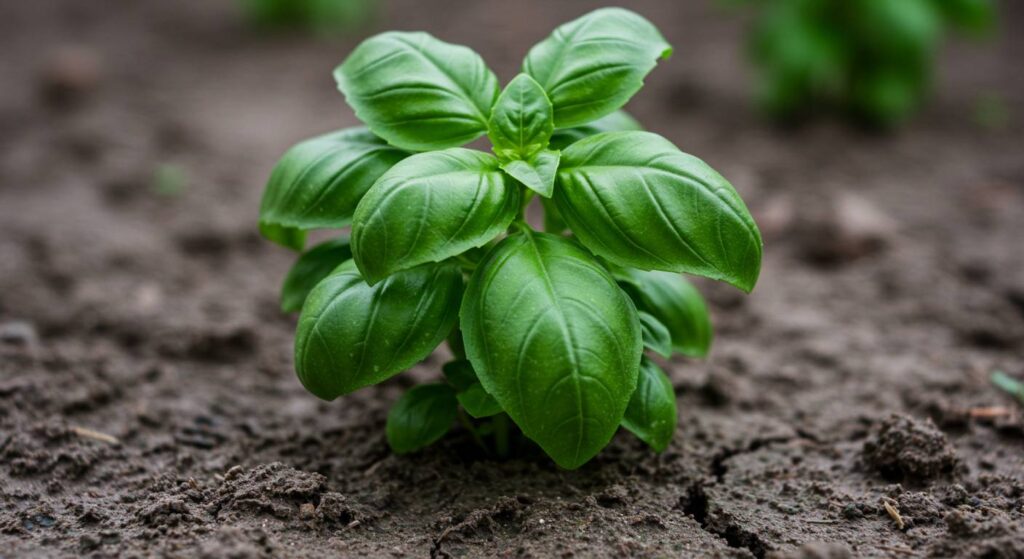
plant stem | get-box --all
[493,413,511,458]
[991,370,1024,405]
[458,408,489,454]
[453,252,477,272]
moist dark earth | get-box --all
[2,1,1023,557]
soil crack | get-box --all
[680,435,804,558]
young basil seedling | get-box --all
[258,7,763,469]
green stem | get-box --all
[493,413,511,458]
[991,370,1024,404]
[453,252,478,272]
[458,408,489,454]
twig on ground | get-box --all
[70,426,120,445]
[882,499,905,530]
[969,406,1014,419]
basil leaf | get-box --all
[441,359,477,391]
[335,32,499,151]
[294,261,462,400]
[549,110,643,151]
[460,231,642,469]
[638,311,672,359]
[280,236,352,313]
[259,222,307,252]
[457,383,503,419]
[555,131,763,293]
[500,149,560,198]
[442,359,502,417]
[259,128,408,239]
[386,384,457,453]
[936,0,995,34]
[540,197,567,234]
[616,269,713,358]
[487,73,554,161]
[352,148,520,284]
[523,8,672,128]
[621,357,677,452]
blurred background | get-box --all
[2,1,1023,557]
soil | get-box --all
[2,1,1023,557]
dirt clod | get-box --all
[862,414,960,483]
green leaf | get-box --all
[460,230,642,469]
[638,311,672,358]
[621,357,677,452]
[851,0,941,60]
[936,0,995,35]
[442,359,503,418]
[488,74,554,161]
[523,8,672,128]
[351,148,520,284]
[554,131,763,293]
[335,32,499,151]
[500,149,560,198]
[280,236,352,313]
[540,197,568,234]
[615,268,713,358]
[259,128,408,238]
[457,383,503,418]
[549,110,643,150]
[259,222,307,252]
[386,384,458,453]
[441,359,477,391]
[294,261,463,400]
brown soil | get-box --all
[2,1,1023,557]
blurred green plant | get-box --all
[241,0,376,35]
[732,0,996,127]
[991,370,1024,405]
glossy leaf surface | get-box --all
[621,358,677,452]
[352,149,520,284]
[615,268,713,358]
[500,150,560,198]
[442,359,502,418]
[523,8,671,127]
[638,311,672,358]
[548,110,642,151]
[335,32,499,151]
[260,222,307,252]
[259,128,407,238]
[386,384,458,453]
[555,131,763,292]
[280,236,352,312]
[294,261,462,400]
[457,383,503,418]
[461,231,642,469]
[488,74,554,161]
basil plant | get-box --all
[737,0,995,126]
[258,7,763,469]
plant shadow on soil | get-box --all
[1,0,1023,557]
